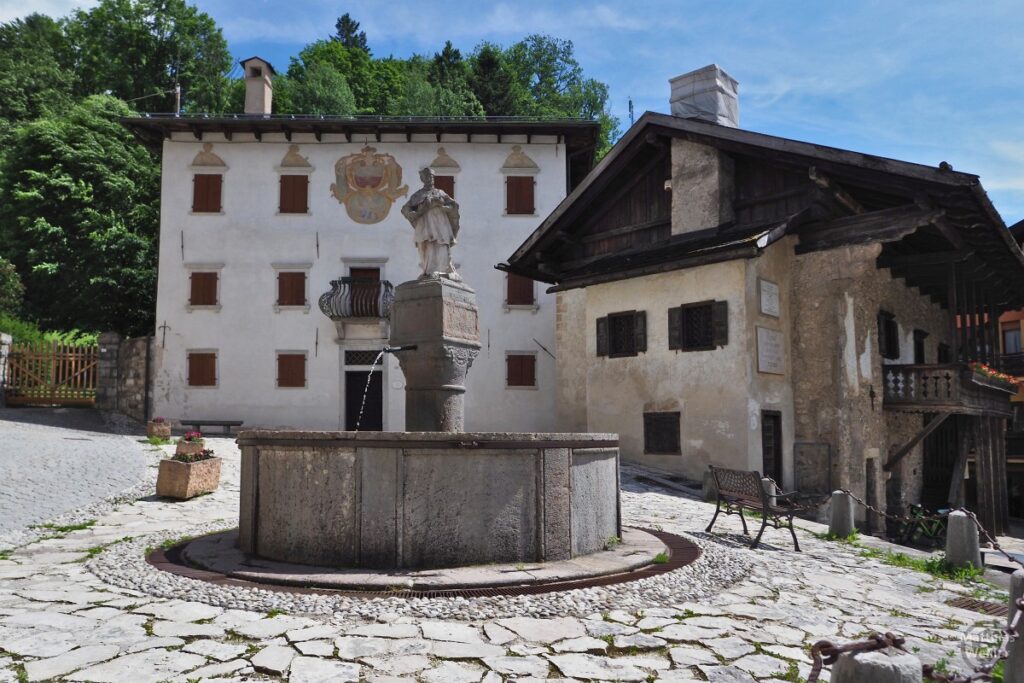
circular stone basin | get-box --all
[237,431,620,570]
[174,527,671,592]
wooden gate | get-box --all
[4,342,98,406]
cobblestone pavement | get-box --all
[0,436,1014,682]
[0,408,147,534]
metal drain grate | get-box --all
[946,596,1008,617]
[147,528,701,600]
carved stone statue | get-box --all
[401,168,461,280]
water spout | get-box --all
[383,344,418,353]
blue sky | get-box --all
[6,0,1024,222]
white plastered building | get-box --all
[123,56,599,431]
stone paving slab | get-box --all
[0,427,1015,682]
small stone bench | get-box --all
[180,419,243,436]
[704,465,803,551]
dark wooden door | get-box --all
[345,370,382,431]
[761,411,783,483]
[922,414,958,509]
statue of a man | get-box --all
[400,168,461,280]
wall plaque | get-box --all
[756,326,785,375]
[759,278,780,317]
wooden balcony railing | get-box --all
[882,363,1015,416]
[318,278,395,320]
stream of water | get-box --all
[354,349,386,431]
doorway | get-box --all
[345,370,382,431]
[761,410,783,484]
[922,414,959,509]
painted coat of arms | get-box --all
[331,146,409,224]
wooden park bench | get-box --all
[180,418,243,436]
[704,466,803,552]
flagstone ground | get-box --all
[0,419,1012,682]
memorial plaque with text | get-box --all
[759,278,780,317]
[756,326,785,375]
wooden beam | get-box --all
[877,250,972,270]
[579,218,670,244]
[809,166,865,214]
[796,205,945,254]
[883,412,951,472]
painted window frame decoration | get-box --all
[189,142,227,215]
[276,145,314,216]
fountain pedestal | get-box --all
[390,277,481,432]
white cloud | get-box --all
[0,0,95,22]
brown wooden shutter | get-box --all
[522,354,536,387]
[279,175,309,214]
[668,306,682,350]
[187,352,216,387]
[506,355,536,387]
[712,300,729,347]
[277,353,306,388]
[189,272,218,306]
[634,311,647,353]
[506,176,535,215]
[192,174,222,212]
[596,317,609,356]
[506,273,535,305]
[277,272,306,306]
[434,175,455,198]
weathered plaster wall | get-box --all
[670,139,734,236]
[571,261,752,483]
[151,135,565,431]
[791,244,950,520]
[555,289,588,432]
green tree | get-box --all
[469,43,527,117]
[427,41,484,117]
[65,0,232,113]
[0,96,159,335]
[0,257,24,315]
[333,13,369,53]
[275,62,356,116]
[0,14,75,128]
[291,40,401,114]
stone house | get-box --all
[122,56,599,433]
[504,65,1024,533]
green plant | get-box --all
[31,520,95,534]
[653,552,669,564]
[265,608,284,618]
[603,536,621,550]
[145,435,170,446]
[0,549,12,561]
[172,448,215,464]
[859,548,985,585]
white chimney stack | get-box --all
[241,56,275,116]
[669,64,738,128]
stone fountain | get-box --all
[236,169,622,570]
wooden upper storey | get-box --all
[503,112,1024,313]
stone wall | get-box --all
[791,244,950,522]
[97,331,155,422]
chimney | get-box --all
[241,56,275,116]
[669,64,738,127]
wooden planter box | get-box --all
[147,421,171,440]
[175,440,205,456]
[156,457,221,500]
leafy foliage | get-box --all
[333,13,369,53]
[0,96,159,336]
[0,257,24,315]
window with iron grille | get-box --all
[345,350,384,366]
[189,272,218,306]
[279,175,309,214]
[187,352,217,387]
[277,353,306,388]
[596,311,646,357]
[506,354,536,387]
[192,174,222,213]
[878,311,899,360]
[644,411,681,455]
[937,342,952,363]
[668,300,728,351]
[277,272,306,306]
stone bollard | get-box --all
[703,470,717,502]
[830,647,922,683]
[1006,569,1024,683]
[761,478,777,507]
[945,510,983,569]
[829,490,856,538]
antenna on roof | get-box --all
[628,97,635,126]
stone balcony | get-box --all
[318,277,395,340]
[882,363,1015,417]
